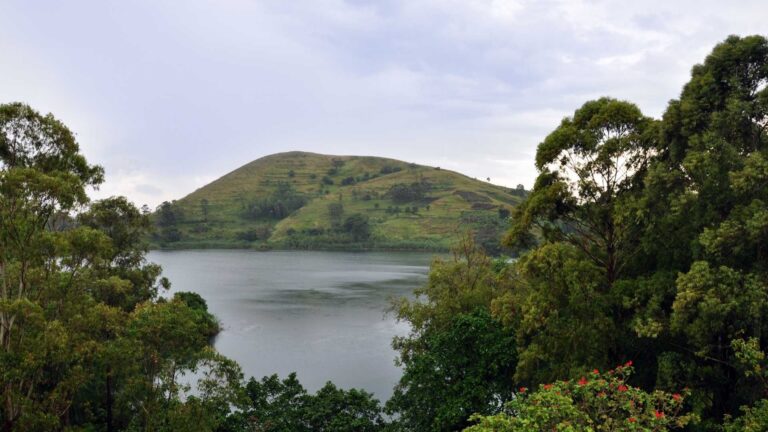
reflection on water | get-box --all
[148,249,434,401]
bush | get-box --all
[388,182,431,203]
[156,227,182,243]
[236,226,271,242]
[379,165,402,175]
[327,202,344,223]
[342,213,370,241]
[724,400,768,432]
[244,182,307,220]
[465,364,696,432]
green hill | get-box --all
[151,151,527,251]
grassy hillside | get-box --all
[151,151,527,251]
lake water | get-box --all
[147,249,435,401]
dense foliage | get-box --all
[387,238,517,431]
[222,373,385,432]
[467,364,697,432]
[0,103,242,431]
[244,181,307,220]
[387,181,431,204]
[493,34,768,430]
[384,34,768,432]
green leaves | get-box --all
[466,365,696,432]
[500,243,612,385]
[510,98,654,290]
[0,102,103,184]
[230,373,385,432]
[388,239,518,431]
[387,309,517,432]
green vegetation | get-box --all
[388,34,768,432]
[3,34,768,431]
[0,103,241,430]
[223,373,385,432]
[150,152,525,252]
[466,364,697,431]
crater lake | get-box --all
[148,249,435,401]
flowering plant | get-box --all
[465,363,697,431]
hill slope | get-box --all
[152,151,526,251]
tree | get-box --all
[225,373,385,432]
[119,298,243,431]
[388,182,430,203]
[498,35,768,426]
[0,102,104,429]
[327,202,344,225]
[387,309,516,432]
[642,35,768,421]
[342,213,371,241]
[498,99,654,386]
[155,201,183,243]
[0,103,243,431]
[493,243,614,384]
[200,198,210,222]
[388,237,517,431]
[156,201,179,226]
[506,97,654,286]
[244,182,307,220]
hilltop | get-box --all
[151,151,526,252]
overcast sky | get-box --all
[1,1,766,208]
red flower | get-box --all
[628,417,636,423]
[624,360,633,367]
[655,410,665,419]
[543,384,553,390]
[618,384,628,392]
[672,393,682,401]
[592,369,600,374]
[518,387,527,393]
[578,377,588,386]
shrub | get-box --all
[244,182,307,220]
[466,363,696,431]
[379,165,402,175]
[342,213,370,241]
[388,182,431,203]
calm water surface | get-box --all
[148,250,435,401]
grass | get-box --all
[152,151,526,251]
